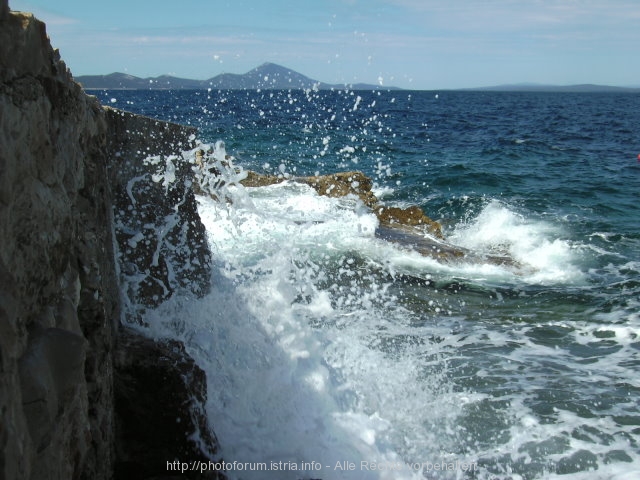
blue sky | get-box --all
[10,0,640,89]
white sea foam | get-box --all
[137,175,637,479]
[141,187,478,479]
[371,184,394,199]
[448,199,586,284]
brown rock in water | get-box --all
[237,169,452,254]
[240,170,377,205]
[296,171,378,208]
[240,170,282,187]
[375,205,444,239]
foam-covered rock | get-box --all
[106,108,211,315]
[239,169,449,249]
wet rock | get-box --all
[375,204,444,239]
[296,171,378,208]
[238,169,453,256]
[375,224,465,260]
[106,108,211,314]
[114,329,226,480]
[240,169,282,188]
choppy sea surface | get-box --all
[95,88,640,479]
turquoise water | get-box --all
[100,88,640,479]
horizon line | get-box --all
[74,64,640,92]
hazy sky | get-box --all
[10,0,640,89]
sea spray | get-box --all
[448,199,586,285]
[134,154,473,479]
[108,89,640,479]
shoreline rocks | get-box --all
[240,169,444,237]
[1,8,119,479]
[106,107,211,316]
[238,169,466,259]
[114,328,224,480]
[1,5,224,479]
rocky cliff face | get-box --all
[0,2,221,479]
[105,107,211,317]
[1,5,118,479]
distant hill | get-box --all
[75,63,400,91]
[466,83,640,92]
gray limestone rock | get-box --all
[0,5,220,480]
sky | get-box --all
[9,0,640,90]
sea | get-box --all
[92,88,640,479]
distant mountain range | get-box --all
[466,83,640,93]
[75,63,400,91]
[75,63,640,92]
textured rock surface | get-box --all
[297,171,378,208]
[114,328,224,479]
[1,5,220,480]
[0,8,119,480]
[241,170,377,206]
[375,204,443,239]
[106,108,210,316]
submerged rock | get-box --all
[375,224,464,259]
[237,168,464,258]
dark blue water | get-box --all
[99,88,640,479]
[98,89,639,224]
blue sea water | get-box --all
[96,88,640,479]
